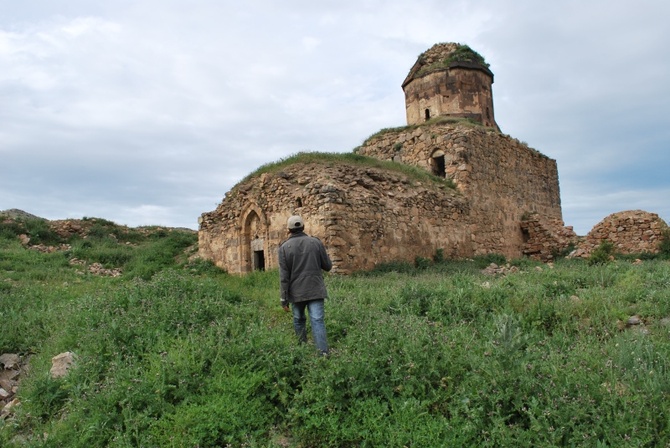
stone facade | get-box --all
[355,123,563,258]
[402,43,498,129]
[198,160,471,274]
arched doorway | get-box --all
[241,208,267,272]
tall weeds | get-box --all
[2,225,670,446]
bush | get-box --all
[414,256,432,270]
[7,218,63,246]
[588,241,615,265]
[0,220,26,240]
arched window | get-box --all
[425,108,431,121]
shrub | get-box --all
[0,220,26,240]
[16,218,63,246]
[432,248,445,264]
[414,256,432,270]
[588,241,615,265]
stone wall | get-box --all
[403,68,496,129]
[569,210,668,258]
[199,160,471,274]
[356,122,563,258]
[520,212,578,261]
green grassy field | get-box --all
[1,218,670,447]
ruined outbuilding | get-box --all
[569,210,668,259]
[198,43,567,274]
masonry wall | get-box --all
[521,212,578,261]
[199,161,471,274]
[569,210,668,258]
[356,123,563,258]
[403,67,497,129]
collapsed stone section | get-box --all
[569,210,668,258]
[520,212,578,261]
[198,161,470,274]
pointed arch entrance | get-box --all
[240,206,268,273]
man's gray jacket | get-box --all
[278,231,332,304]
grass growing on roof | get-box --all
[238,151,456,189]
[411,43,490,80]
[355,116,489,149]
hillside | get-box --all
[0,209,43,221]
[2,213,670,446]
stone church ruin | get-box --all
[198,43,665,274]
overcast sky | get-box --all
[1,0,668,235]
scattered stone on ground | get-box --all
[481,263,520,276]
[0,354,24,420]
[1,351,78,420]
[50,352,76,379]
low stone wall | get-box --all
[570,210,668,258]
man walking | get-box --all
[278,215,333,355]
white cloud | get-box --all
[301,36,321,52]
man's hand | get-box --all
[282,305,290,313]
[281,299,290,313]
